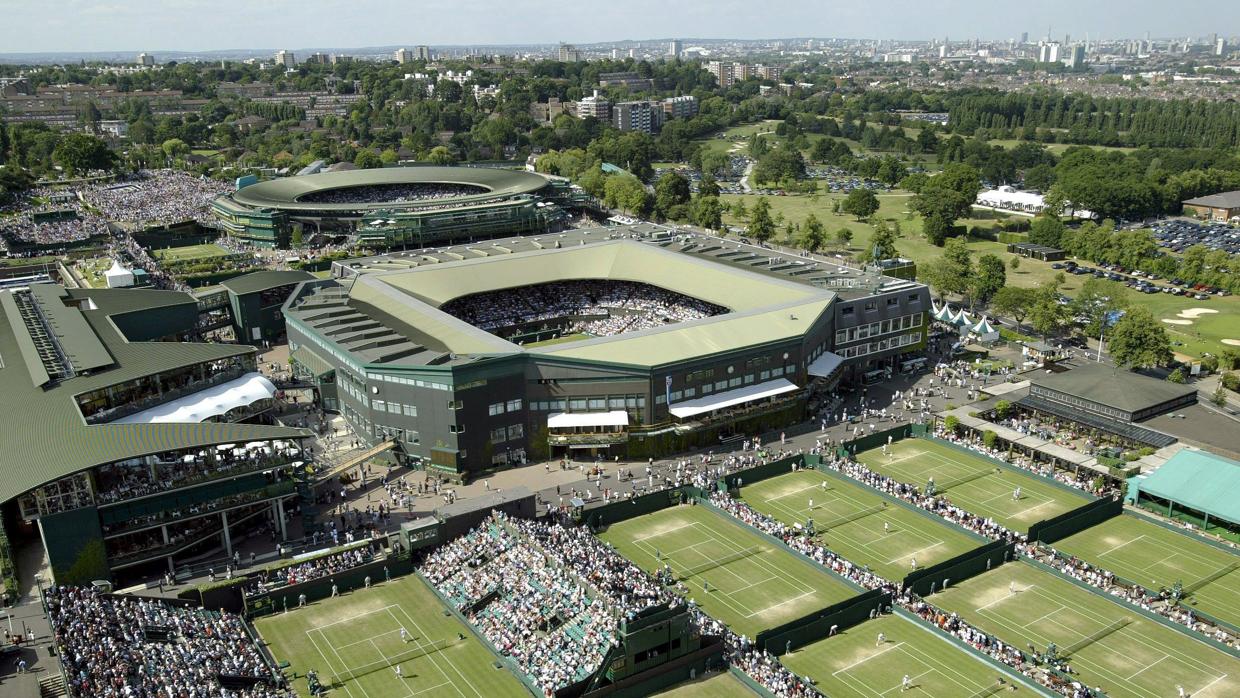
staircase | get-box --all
[39,674,67,698]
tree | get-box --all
[690,195,723,231]
[799,213,826,253]
[991,286,1034,327]
[1212,384,1229,407]
[971,254,1007,306]
[52,133,117,176]
[426,146,455,165]
[1071,277,1127,339]
[354,149,383,169]
[841,187,879,220]
[698,174,721,198]
[747,197,775,242]
[863,219,900,262]
[604,174,650,216]
[1024,163,1056,192]
[161,138,190,161]
[654,171,692,220]
[1028,281,1068,339]
[1107,306,1172,369]
[753,144,806,184]
[924,236,973,301]
[912,163,981,245]
[1167,368,1186,384]
[834,226,853,249]
[1009,256,1021,272]
[1028,215,1066,248]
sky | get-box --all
[4,0,1239,54]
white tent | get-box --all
[115,373,277,424]
[103,259,135,288]
[971,316,1000,343]
[933,304,955,323]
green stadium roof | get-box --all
[1136,449,1240,525]
[0,285,311,505]
[220,270,315,296]
[1030,364,1197,414]
[227,166,549,213]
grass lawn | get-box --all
[1054,514,1240,628]
[932,561,1240,698]
[857,439,1091,534]
[75,257,114,288]
[653,670,760,697]
[740,469,984,581]
[693,120,782,156]
[0,255,58,267]
[254,574,529,698]
[598,503,860,638]
[781,613,1020,698]
[152,243,232,262]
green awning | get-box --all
[291,346,334,377]
[1137,449,1240,526]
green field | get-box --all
[932,561,1240,698]
[1054,514,1240,629]
[76,257,114,288]
[781,613,1023,698]
[652,670,760,697]
[152,243,232,262]
[255,574,529,698]
[740,469,983,581]
[598,504,860,638]
[858,439,1091,532]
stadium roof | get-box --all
[220,270,315,296]
[299,240,837,368]
[1029,364,1197,414]
[0,286,310,505]
[228,166,549,213]
[1136,449,1240,525]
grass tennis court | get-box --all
[932,561,1240,698]
[781,613,1022,697]
[1054,514,1240,629]
[599,503,860,637]
[652,670,760,697]
[152,243,232,261]
[255,574,528,698]
[859,439,1090,531]
[740,468,984,581]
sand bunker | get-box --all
[1178,308,1219,319]
[1162,319,1193,325]
[1223,339,1240,347]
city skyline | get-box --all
[3,0,1239,55]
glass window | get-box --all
[569,399,587,410]
[488,402,504,416]
[491,427,507,443]
[507,424,524,440]
[506,399,522,412]
[588,398,606,410]
[684,387,696,397]
[609,397,625,409]
[372,400,387,412]
[402,404,417,417]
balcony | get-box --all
[84,365,249,425]
[96,452,302,509]
[547,431,629,447]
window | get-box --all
[569,399,587,411]
[655,395,666,404]
[507,424,524,440]
[670,390,683,401]
[387,402,401,414]
[491,427,507,443]
[402,404,417,417]
[588,398,606,410]
[841,306,855,316]
[714,381,728,392]
[372,400,387,412]
[625,397,637,408]
[760,370,771,380]
[448,400,463,410]
[864,301,877,312]
[450,424,464,433]
[488,402,504,416]
[835,330,847,344]
[609,397,625,409]
[887,297,899,306]
[908,293,921,303]
[684,387,696,397]
[728,377,742,388]
[506,399,522,412]
[744,374,755,384]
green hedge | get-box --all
[998,231,1029,244]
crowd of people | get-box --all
[93,441,301,505]
[0,185,109,247]
[245,545,373,596]
[441,279,726,337]
[299,183,486,205]
[47,585,289,698]
[82,171,231,226]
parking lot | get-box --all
[1151,218,1240,254]
[1050,259,1229,300]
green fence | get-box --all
[1027,497,1123,544]
[719,454,803,491]
[838,424,915,458]
[754,588,890,655]
[244,554,413,617]
[585,487,696,531]
[902,539,1016,597]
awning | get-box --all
[291,346,335,377]
[115,372,278,424]
[669,378,799,419]
[547,411,630,429]
[807,352,845,378]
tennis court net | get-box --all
[336,638,457,682]
[679,546,762,578]
[819,503,886,531]
[937,469,994,492]
[1183,561,1240,594]
[1062,617,1130,657]
[964,681,1006,698]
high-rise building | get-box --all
[938,44,947,59]
[394,48,412,64]
[707,61,734,88]
[575,90,612,121]
[137,52,155,67]
[275,50,296,68]
[1216,37,1228,56]
[668,39,682,58]
[1020,32,1029,44]
[1038,42,1061,63]
[1065,44,1087,68]
[415,45,432,61]
[628,48,637,59]
[612,101,660,134]
[558,43,581,62]
[662,95,698,120]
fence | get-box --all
[754,588,890,655]
[585,486,695,531]
[1026,496,1123,544]
[718,453,803,491]
[836,423,915,458]
[243,554,413,617]
[902,539,1016,596]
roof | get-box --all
[0,285,310,505]
[227,166,549,213]
[668,378,799,418]
[1137,449,1240,525]
[220,270,314,296]
[1029,364,1197,414]
[1183,190,1240,209]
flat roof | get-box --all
[1029,364,1197,414]
[1137,448,1240,525]
[220,270,314,296]
[228,166,549,213]
[0,286,310,505]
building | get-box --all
[598,71,655,90]
[284,226,929,480]
[1182,191,1240,221]
[394,48,412,64]
[662,95,698,120]
[558,43,581,62]
[668,39,682,58]
[415,45,432,61]
[1038,42,1061,63]
[530,97,566,123]
[612,100,661,134]
[1216,37,1227,56]
[216,270,316,345]
[754,64,783,81]
[1065,44,1087,68]
[0,284,311,586]
[275,50,296,68]
[137,52,155,67]
[1130,449,1240,532]
[574,90,612,121]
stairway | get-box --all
[39,673,67,698]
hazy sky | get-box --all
[4,0,1239,53]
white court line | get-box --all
[369,638,415,698]
[308,603,400,632]
[747,590,815,618]
[885,541,945,566]
[390,606,477,698]
[974,586,1033,613]
[833,641,905,674]
[631,521,697,544]
[879,670,934,696]
[1125,654,1169,681]
[306,628,359,698]
[411,682,452,695]
[1195,673,1230,696]
[1098,534,1147,558]
[1019,606,1068,630]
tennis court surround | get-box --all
[740,468,984,581]
[859,439,1090,532]
[599,503,860,638]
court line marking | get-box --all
[833,641,905,674]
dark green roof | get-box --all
[0,285,310,505]
[221,270,314,296]
[1030,364,1197,413]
